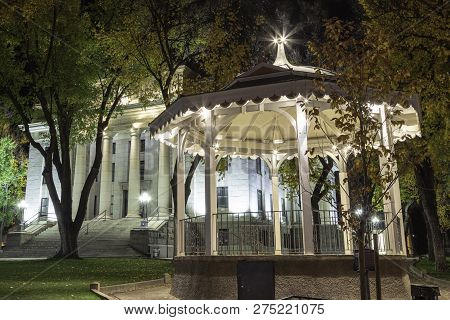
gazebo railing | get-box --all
[182,209,354,256]
[215,211,274,255]
[280,210,304,254]
[183,215,206,255]
[313,209,345,254]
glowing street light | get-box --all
[139,192,151,227]
[17,200,27,230]
[355,208,363,216]
[17,200,27,209]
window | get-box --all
[256,158,262,175]
[140,160,145,180]
[140,139,145,152]
[40,198,49,216]
[112,142,116,154]
[257,189,263,212]
[112,163,115,182]
[217,187,229,210]
[42,177,46,185]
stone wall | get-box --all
[171,255,411,300]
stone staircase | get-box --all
[0,217,145,258]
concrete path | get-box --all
[0,257,47,261]
[113,285,177,300]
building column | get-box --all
[204,110,217,255]
[338,157,353,255]
[157,142,171,215]
[296,100,315,255]
[72,145,87,219]
[271,153,282,255]
[176,131,187,256]
[99,133,112,215]
[127,127,141,217]
[379,105,406,255]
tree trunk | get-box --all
[424,212,435,261]
[414,157,446,272]
[312,200,321,253]
[170,155,202,256]
[358,219,369,300]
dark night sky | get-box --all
[254,0,362,64]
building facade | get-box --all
[23,103,315,225]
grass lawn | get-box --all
[415,257,450,281]
[0,258,173,300]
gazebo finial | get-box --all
[273,37,294,68]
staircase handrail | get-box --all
[146,206,173,224]
[22,213,41,229]
[80,210,108,235]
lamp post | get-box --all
[371,215,382,300]
[139,192,151,228]
[17,200,27,231]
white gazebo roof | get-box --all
[149,41,420,160]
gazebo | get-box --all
[149,39,420,299]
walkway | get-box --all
[112,285,176,300]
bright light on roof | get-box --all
[273,35,287,45]
[201,107,209,119]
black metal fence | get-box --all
[280,210,304,254]
[216,211,275,255]
[183,216,206,255]
[313,210,345,254]
[183,210,352,256]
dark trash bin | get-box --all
[411,285,440,300]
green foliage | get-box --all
[279,158,300,200]
[279,157,337,207]
[0,137,27,227]
[184,1,265,94]
[308,19,412,229]
[216,156,232,181]
[360,0,449,230]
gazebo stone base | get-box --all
[171,255,411,300]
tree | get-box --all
[360,0,448,272]
[0,136,27,244]
[0,0,138,258]
[279,156,337,253]
[308,19,415,299]
[108,0,264,237]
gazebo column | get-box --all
[271,153,282,255]
[204,110,217,255]
[99,132,112,215]
[379,105,406,255]
[295,100,315,254]
[338,157,353,254]
[127,127,141,217]
[176,132,187,256]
